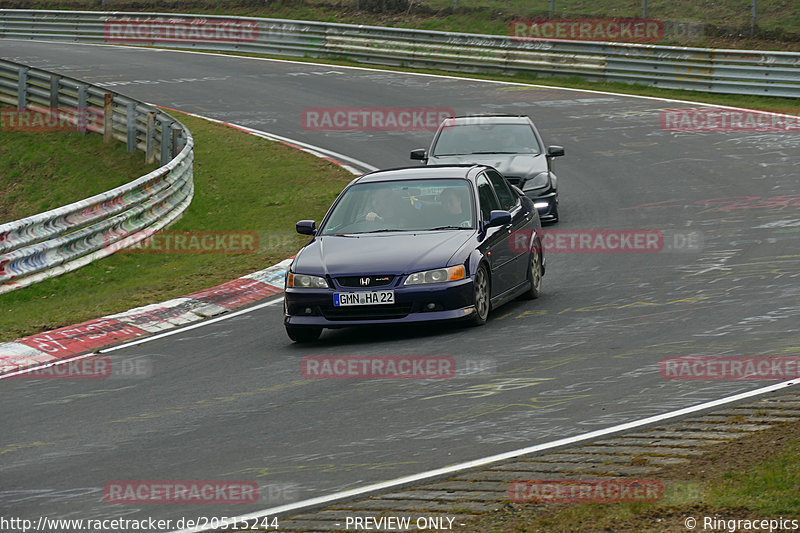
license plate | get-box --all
[334,290,395,306]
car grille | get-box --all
[336,275,395,288]
[321,304,412,321]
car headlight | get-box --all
[522,172,550,191]
[404,265,465,285]
[287,273,329,288]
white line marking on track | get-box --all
[173,379,798,533]
[0,296,285,380]
[12,38,791,117]
[97,296,285,354]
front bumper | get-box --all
[284,278,476,328]
[526,191,558,221]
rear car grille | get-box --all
[336,275,395,288]
[321,304,412,321]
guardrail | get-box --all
[0,58,194,294]
[0,9,799,97]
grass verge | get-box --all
[0,111,353,342]
[0,129,158,223]
[467,418,800,532]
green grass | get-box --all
[0,129,158,223]
[0,112,353,342]
[468,436,800,532]
[4,0,799,49]
[711,438,800,514]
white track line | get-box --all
[13,38,795,115]
[174,378,799,532]
[0,296,284,380]
[97,295,286,354]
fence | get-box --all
[0,9,798,97]
[0,58,194,294]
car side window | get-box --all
[485,170,518,211]
[477,174,501,221]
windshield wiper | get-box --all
[470,151,518,154]
[428,225,472,230]
[356,228,408,233]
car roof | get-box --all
[355,165,488,184]
[442,115,533,126]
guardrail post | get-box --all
[126,102,136,152]
[50,75,60,109]
[145,111,156,164]
[77,84,88,135]
[171,124,181,158]
[103,94,113,143]
[17,67,28,109]
[160,118,174,166]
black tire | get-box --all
[286,325,322,343]
[468,264,491,326]
[521,246,543,300]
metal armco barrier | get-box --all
[0,58,194,294]
[0,9,799,97]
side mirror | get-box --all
[410,148,428,161]
[485,210,512,229]
[547,145,565,158]
[296,220,316,235]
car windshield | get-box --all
[320,179,476,235]
[432,123,542,156]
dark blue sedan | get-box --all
[283,165,545,342]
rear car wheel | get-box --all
[286,325,322,343]
[521,246,543,300]
[468,265,490,326]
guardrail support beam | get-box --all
[17,67,28,109]
[160,118,173,166]
[171,125,180,158]
[103,93,113,143]
[49,75,60,109]
[77,84,88,135]
[145,111,156,163]
[126,102,136,152]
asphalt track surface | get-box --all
[2,41,800,526]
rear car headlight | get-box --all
[404,265,465,285]
[287,273,329,288]
[523,172,549,191]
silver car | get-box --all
[411,114,564,223]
